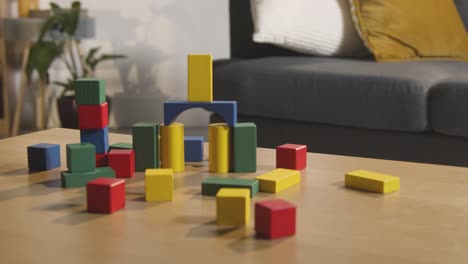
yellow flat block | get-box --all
[161,122,185,172]
[216,188,250,226]
[145,169,174,201]
[345,170,400,194]
[255,168,300,193]
[208,123,230,173]
[188,54,212,102]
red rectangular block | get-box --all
[78,102,109,129]
[255,199,296,239]
[95,153,108,167]
[276,143,307,170]
[87,178,125,214]
[108,149,135,178]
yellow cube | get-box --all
[188,54,212,102]
[216,188,250,226]
[145,169,174,201]
[345,170,400,194]
[255,168,300,193]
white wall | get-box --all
[41,0,230,128]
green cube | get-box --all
[66,143,95,173]
[231,123,257,172]
[109,142,133,151]
[61,167,116,188]
[132,123,159,172]
[201,177,259,197]
[75,78,106,105]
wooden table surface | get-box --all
[1,128,468,264]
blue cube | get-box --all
[27,143,61,171]
[184,136,204,162]
[80,126,109,154]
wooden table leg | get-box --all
[0,38,10,138]
[36,79,47,129]
[11,41,31,136]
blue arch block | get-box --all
[164,101,237,126]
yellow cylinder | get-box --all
[18,0,39,17]
[161,122,185,172]
[209,123,230,173]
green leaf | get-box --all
[85,46,101,65]
[27,42,63,81]
[88,53,126,70]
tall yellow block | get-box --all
[161,122,185,172]
[345,170,400,194]
[209,123,230,173]
[145,169,174,201]
[216,188,250,226]
[256,168,300,193]
[188,54,213,102]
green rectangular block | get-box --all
[61,167,116,188]
[109,142,133,151]
[231,123,257,172]
[75,78,106,105]
[132,123,160,172]
[66,143,95,173]
[201,177,259,197]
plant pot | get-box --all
[57,95,112,129]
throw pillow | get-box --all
[349,0,468,61]
[250,0,368,56]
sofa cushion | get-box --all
[431,76,468,138]
[214,57,468,132]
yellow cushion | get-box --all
[350,0,468,61]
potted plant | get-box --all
[26,1,126,128]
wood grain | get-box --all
[1,128,468,263]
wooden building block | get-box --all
[109,142,133,151]
[145,168,174,201]
[255,199,296,239]
[61,167,116,188]
[75,78,106,105]
[78,102,109,129]
[184,136,203,162]
[132,123,159,172]
[209,123,230,173]
[161,122,185,172]
[202,177,259,197]
[231,123,257,172]
[345,170,400,194]
[87,178,125,214]
[188,54,212,102]
[256,168,300,193]
[95,153,108,167]
[164,101,237,126]
[276,144,307,170]
[108,149,135,178]
[216,188,250,226]
[66,143,95,173]
[27,143,61,171]
[80,126,109,154]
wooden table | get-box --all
[1,128,468,263]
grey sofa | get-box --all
[213,0,468,167]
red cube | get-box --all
[255,199,296,239]
[95,153,108,167]
[108,149,135,178]
[87,178,126,214]
[78,102,109,129]
[276,144,307,170]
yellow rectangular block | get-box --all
[188,54,212,102]
[161,122,185,172]
[145,169,174,201]
[208,123,230,173]
[345,170,400,194]
[255,168,300,193]
[216,188,250,226]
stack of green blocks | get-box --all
[61,143,115,188]
[133,123,160,172]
